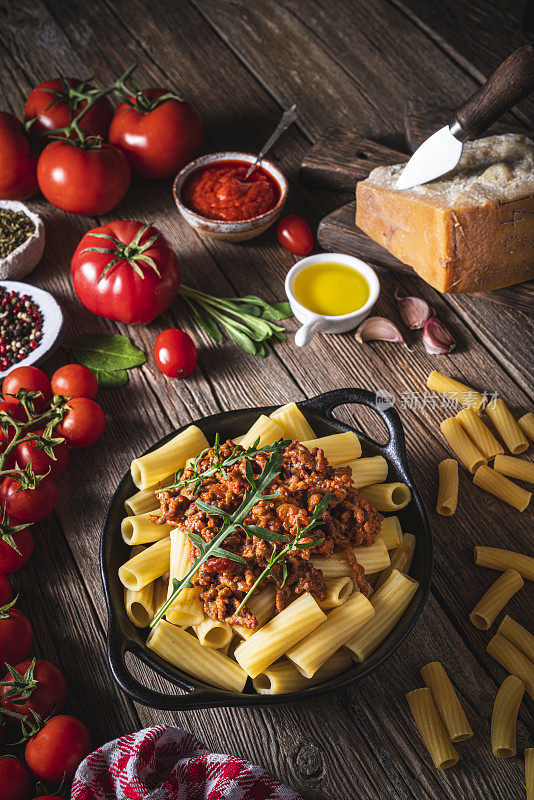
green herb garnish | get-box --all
[0,209,35,258]
[63,333,145,389]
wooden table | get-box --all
[2,1,533,797]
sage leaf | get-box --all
[64,333,146,372]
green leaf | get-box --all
[245,525,289,543]
[194,499,230,520]
[268,301,293,320]
[64,334,146,373]
[93,368,129,389]
[225,325,258,355]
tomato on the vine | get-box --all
[15,429,69,478]
[0,475,57,523]
[37,140,130,215]
[71,221,180,324]
[56,397,105,448]
[154,328,198,378]
[51,364,98,400]
[0,600,32,666]
[276,215,313,256]
[24,77,113,143]
[0,756,30,800]
[0,659,67,725]
[25,715,91,783]
[109,88,203,179]
[2,367,51,411]
[0,574,11,606]
[0,525,33,574]
[0,401,26,445]
[0,112,38,201]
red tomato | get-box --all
[0,475,57,523]
[51,364,98,400]
[71,221,180,324]
[25,715,91,783]
[0,604,32,666]
[0,401,26,444]
[37,140,130,215]
[154,328,198,378]
[0,526,33,574]
[0,659,67,725]
[2,367,51,411]
[15,429,69,478]
[276,215,313,256]
[56,397,105,448]
[24,77,113,143]
[109,88,203,179]
[0,112,38,201]
[0,574,11,606]
[0,756,30,800]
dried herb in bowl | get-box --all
[0,209,35,259]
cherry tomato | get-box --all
[0,574,11,606]
[56,397,105,448]
[0,526,33,574]
[25,715,91,783]
[0,603,32,666]
[0,112,38,201]
[37,140,130,215]
[24,77,113,143]
[51,364,98,400]
[2,367,51,411]
[0,475,57,523]
[0,756,30,800]
[109,88,203,179]
[276,215,313,256]
[71,221,180,325]
[15,429,69,479]
[154,329,198,378]
[1,659,67,725]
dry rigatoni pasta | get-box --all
[361,482,411,512]
[473,465,531,511]
[346,456,388,489]
[131,425,208,489]
[475,546,534,581]
[166,529,204,627]
[491,674,525,758]
[469,569,524,630]
[119,537,171,592]
[427,371,486,412]
[231,585,276,640]
[493,454,534,484]
[518,412,534,442]
[239,414,283,448]
[497,616,534,664]
[374,534,416,592]
[526,749,534,800]
[311,540,390,578]
[487,634,534,700]
[318,577,354,609]
[299,432,361,464]
[269,402,315,441]
[406,688,459,769]
[440,417,486,473]
[436,459,458,516]
[124,546,154,628]
[252,650,352,695]
[124,486,160,516]
[194,616,233,649]
[376,515,402,550]
[485,399,529,455]
[456,407,504,460]
[420,662,472,742]
[121,512,171,546]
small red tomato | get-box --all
[2,367,51,411]
[0,574,11,606]
[0,602,32,666]
[154,328,198,378]
[24,77,113,143]
[0,112,38,201]
[276,215,313,256]
[56,397,105,448]
[0,526,33,574]
[0,659,67,725]
[0,755,30,800]
[0,401,26,444]
[25,715,91,783]
[51,364,98,400]
[16,429,69,478]
[0,475,57,524]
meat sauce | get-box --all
[152,440,382,628]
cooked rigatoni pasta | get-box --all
[440,417,486,473]
[194,616,233,649]
[346,456,388,489]
[498,616,534,664]
[153,577,168,616]
[300,432,361,464]
[269,402,315,441]
[427,371,486,412]
[361,482,411,512]
[420,661,472,742]
[166,529,204,627]
[473,465,531,512]
[491,674,525,758]
[346,569,418,662]
[234,593,326,678]
[311,540,390,578]
[406,688,459,769]
[118,537,171,592]
[239,415,283,449]
[493,454,534,484]
[456,407,504,460]
[475,546,534,581]
[124,486,160,516]
[519,412,534,442]
[131,426,208,489]
[124,546,154,628]
[147,619,247,692]
[318,577,354,609]
[487,634,534,700]
[252,650,352,695]
[231,586,276,639]
[376,515,402,550]
[469,569,524,631]
[286,592,375,678]
[121,512,171,545]
[436,459,458,516]
[485,399,529,455]
[526,749,534,800]
[374,534,416,591]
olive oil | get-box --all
[293,262,370,316]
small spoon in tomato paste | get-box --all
[243,104,298,180]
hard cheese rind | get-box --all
[355,134,534,294]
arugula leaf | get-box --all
[64,333,146,372]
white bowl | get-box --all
[285,253,380,346]
[0,201,45,280]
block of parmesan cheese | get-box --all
[355,134,534,293]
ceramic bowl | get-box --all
[173,152,288,242]
[0,201,45,281]
[285,253,380,346]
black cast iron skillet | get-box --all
[101,388,432,710]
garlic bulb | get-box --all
[355,316,406,345]
[422,317,456,354]
[395,289,431,330]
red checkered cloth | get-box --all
[71,724,305,800]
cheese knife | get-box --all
[396,44,534,190]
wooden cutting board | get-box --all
[302,112,534,314]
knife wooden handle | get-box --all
[455,45,534,139]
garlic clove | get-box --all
[422,316,456,355]
[355,316,407,346]
[395,289,432,329]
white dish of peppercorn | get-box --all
[0,281,64,375]
[0,201,45,280]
